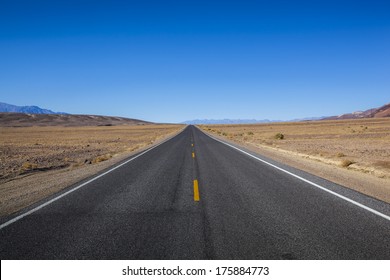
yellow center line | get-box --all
[192,152,195,158]
[191,143,194,147]
[193,179,200,201]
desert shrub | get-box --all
[340,159,354,167]
[247,131,254,135]
[275,133,284,140]
[21,162,38,171]
[92,154,112,164]
[222,132,227,136]
[336,152,346,158]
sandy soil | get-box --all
[0,125,184,217]
[199,118,390,203]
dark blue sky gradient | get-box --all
[1,0,389,122]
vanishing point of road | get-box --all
[1,126,389,259]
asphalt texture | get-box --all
[0,125,389,259]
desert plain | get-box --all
[199,118,390,203]
[0,124,183,217]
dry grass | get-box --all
[0,124,183,216]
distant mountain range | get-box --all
[0,113,151,127]
[323,103,390,120]
[182,119,276,125]
[183,103,390,124]
[0,102,151,127]
[2,101,389,125]
[182,117,325,124]
[0,102,67,114]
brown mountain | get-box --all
[323,103,390,120]
[0,113,151,127]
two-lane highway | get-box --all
[0,126,389,259]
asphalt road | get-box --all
[1,125,389,259]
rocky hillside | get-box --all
[323,103,390,120]
[0,113,151,127]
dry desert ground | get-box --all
[0,124,184,217]
[199,118,390,203]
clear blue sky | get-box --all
[1,0,389,123]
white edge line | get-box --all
[198,127,390,222]
[0,126,187,230]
